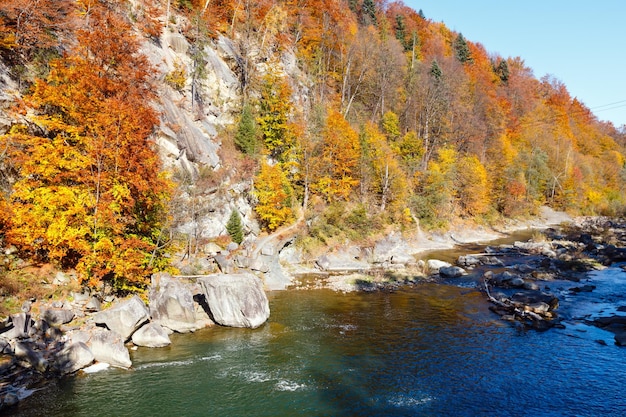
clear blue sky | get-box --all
[403,1,626,128]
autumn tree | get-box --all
[254,162,295,231]
[361,122,408,213]
[257,68,294,161]
[313,110,361,201]
[0,2,170,291]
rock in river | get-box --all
[94,295,149,341]
[198,273,270,329]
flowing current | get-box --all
[11,262,626,416]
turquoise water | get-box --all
[11,278,626,416]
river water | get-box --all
[11,246,626,416]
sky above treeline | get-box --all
[405,1,626,128]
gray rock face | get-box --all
[41,308,75,326]
[198,274,270,328]
[56,342,94,374]
[131,323,171,348]
[94,295,149,340]
[89,328,132,369]
[149,273,198,333]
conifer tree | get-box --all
[235,103,258,155]
[430,60,443,80]
[226,210,244,244]
[453,33,472,63]
[362,0,377,26]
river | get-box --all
[10,239,626,416]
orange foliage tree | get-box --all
[312,110,361,201]
[0,2,170,291]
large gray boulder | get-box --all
[149,273,198,333]
[41,308,75,326]
[94,295,149,340]
[0,313,32,339]
[131,323,171,348]
[88,328,131,368]
[198,274,270,328]
[56,342,94,374]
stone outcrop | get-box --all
[93,295,149,341]
[198,273,270,328]
[149,273,199,333]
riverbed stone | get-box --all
[426,259,451,274]
[131,322,171,348]
[94,295,149,341]
[198,273,270,328]
[56,342,94,374]
[439,266,466,278]
[149,273,198,333]
[88,328,132,368]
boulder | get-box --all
[198,273,270,328]
[85,297,102,312]
[41,308,75,326]
[214,253,235,274]
[0,313,32,339]
[94,295,149,340]
[131,322,171,348]
[509,277,525,288]
[12,341,48,372]
[426,259,451,274]
[439,266,466,278]
[88,328,132,368]
[614,331,626,346]
[56,342,94,374]
[149,273,198,333]
[457,255,481,267]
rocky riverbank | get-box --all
[0,272,270,412]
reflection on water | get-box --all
[12,282,626,417]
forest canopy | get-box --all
[0,0,624,292]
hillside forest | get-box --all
[0,0,625,295]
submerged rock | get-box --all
[198,273,270,328]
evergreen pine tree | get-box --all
[226,210,244,244]
[235,103,258,155]
[430,60,442,81]
[453,33,472,63]
[395,15,408,51]
[418,9,426,19]
[495,59,510,83]
[362,0,377,26]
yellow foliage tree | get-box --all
[362,122,408,213]
[456,154,490,216]
[253,162,295,231]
